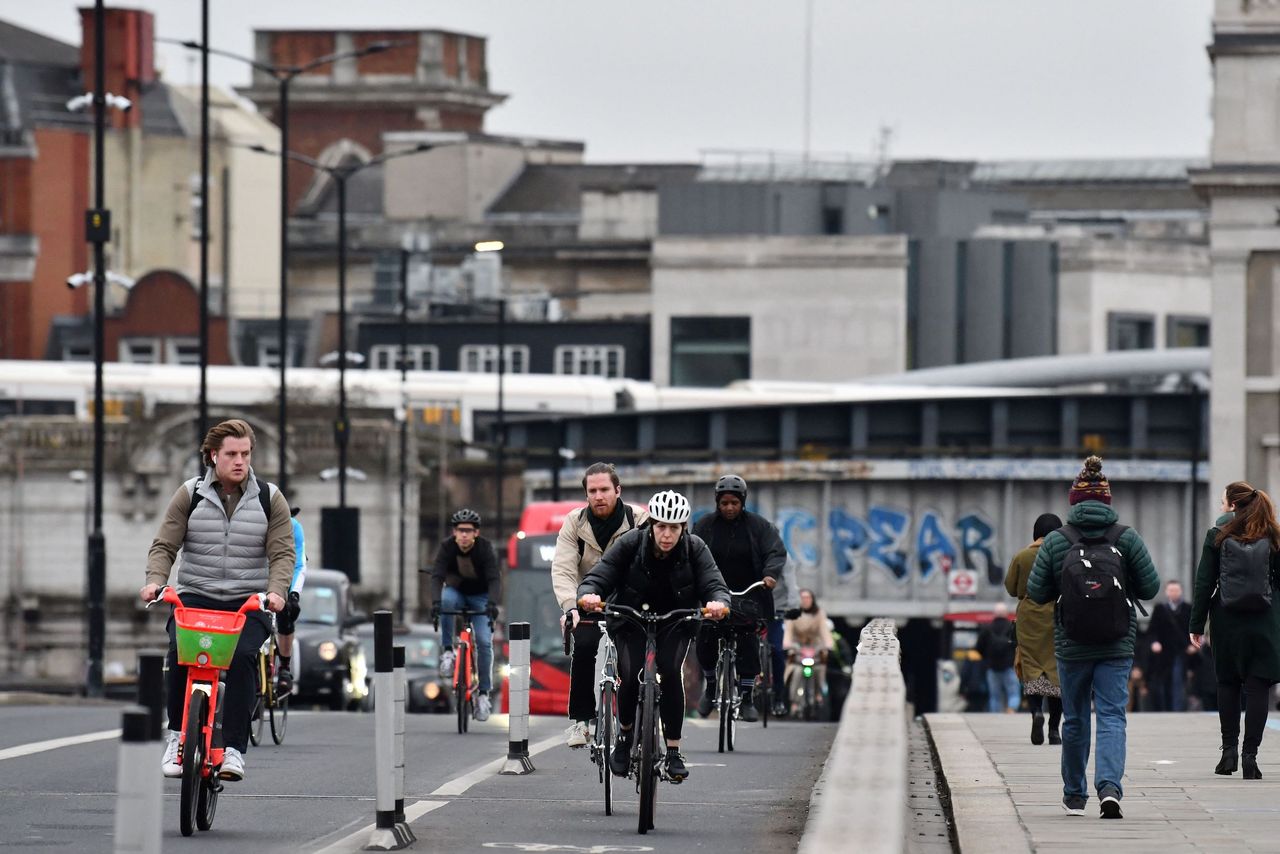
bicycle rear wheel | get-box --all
[599,681,615,816]
[637,684,657,834]
[249,695,264,747]
[179,691,208,838]
[270,692,289,744]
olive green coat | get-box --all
[1004,540,1058,688]
[1188,527,1280,684]
[1027,500,1160,661]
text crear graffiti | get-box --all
[778,506,999,584]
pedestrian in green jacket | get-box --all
[1028,455,1159,820]
[1189,481,1280,781]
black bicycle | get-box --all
[712,581,766,753]
[580,598,712,835]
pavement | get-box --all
[927,710,1280,854]
[0,699,835,853]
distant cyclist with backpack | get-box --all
[1028,455,1159,820]
[1189,481,1280,781]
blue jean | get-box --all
[1057,656,1131,800]
[440,587,493,693]
[986,667,1021,712]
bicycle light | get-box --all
[803,665,813,678]
[317,641,338,661]
[196,653,209,666]
[801,656,816,667]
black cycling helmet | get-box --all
[290,505,301,518]
[450,508,482,527]
[714,474,748,501]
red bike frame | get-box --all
[161,588,263,773]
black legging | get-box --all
[1026,694,1063,728]
[616,628,692,742]
[165,593,270,753]
[1218,676,1274,753]
[567,620,602,722]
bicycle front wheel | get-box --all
[759,636,771,729]
[270,691,288,744]
[179,690,208,838]
[196,774,218,831]
[599,681,615,816]
[718,654,736,753]
[637,685,657,834]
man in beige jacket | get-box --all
[550,462,646,747]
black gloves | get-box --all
[486,602,500,622]
[784,608,802,620]
[430,602,441,623]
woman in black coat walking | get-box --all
[1189,481,1280,779]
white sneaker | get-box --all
[439,649,455,679]
[565,720,590,748]
[474,693,492,722]
[218,747,245,782]
[161,730,181,778]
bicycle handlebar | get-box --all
[147,586,265,614]
[432,609,492,633]
[729,580,767,597]
[577,598,720,627]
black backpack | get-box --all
[1056,524,1144,645]
[577,504,636,558]
[1219,537,1273,612]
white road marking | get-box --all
[306,733,561,852]
[309,800,448,854]
[0,729,120,762]
[429,734,560,796]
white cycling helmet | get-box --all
[647,490,692,524]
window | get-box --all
[257,337,300,368]
[459,344,529,374]
[370,344,439,371]
[821,206,844,235]
[554,345,625,378]
[63,343,92,362]
[1167,315,1210,348]
[670,316,750,387]
[119,337,160,363]
[1107,313,1154,351]
[167,338,201,366]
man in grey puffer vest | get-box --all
[141,419,294,783]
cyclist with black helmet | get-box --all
[578,490,731,782]
[426,508,501,722]
[693,474,787,723]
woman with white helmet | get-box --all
[579,490,730,783]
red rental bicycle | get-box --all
[435,609,489,734]
[150,587,264,837]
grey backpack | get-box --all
[1219,538,1273,612]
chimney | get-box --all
[78,6,155,130]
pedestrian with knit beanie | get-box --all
[1005,512,1064,745]
[1188,481,1280,780]
[1028,456,1159,820]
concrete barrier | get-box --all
[798,617,906,854]
[500,621,534,775]
[112,706,160,854]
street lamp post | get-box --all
[397,247,410,623]
[165,37,400,494]
[473,241,507,550]
[248,142,436,510]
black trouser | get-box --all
[695,622,760,684]
[165,593,270,753]
[616,628,692,742]
[1218,676,1274,753]
[1026,694,1063,728]
[568,620,601,722]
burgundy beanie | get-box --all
[1069,455,1111,505]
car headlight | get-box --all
[350,650,367,683]
[318,641,339,661]
[423,682,441,700]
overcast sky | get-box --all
[10,1,1214,164]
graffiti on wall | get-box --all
[777,506,999,585]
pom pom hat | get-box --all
[1068,455,1111,506]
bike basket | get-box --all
[174,607,246,669]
